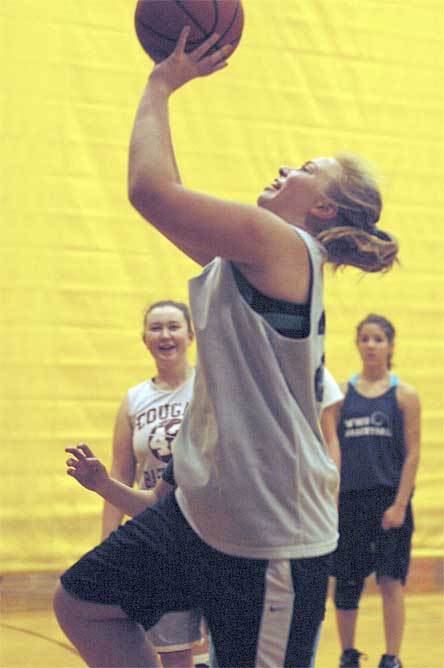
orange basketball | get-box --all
[134,0,244,63]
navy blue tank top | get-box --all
[338,375,405,492]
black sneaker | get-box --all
[378,655,403,668]
[340,648,366,668]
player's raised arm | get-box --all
[128,30,315,297]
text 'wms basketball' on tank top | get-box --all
[338,374,405,492]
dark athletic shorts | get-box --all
[331,486,414,584]
[61,491,332,668]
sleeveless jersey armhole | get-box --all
[230,262,312,339]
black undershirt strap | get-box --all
[231,263,311,339]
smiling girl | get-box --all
[102,300,200,668]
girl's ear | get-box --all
[309,200,338,220]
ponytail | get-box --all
[318,225,399,273]
[317,153,399,272]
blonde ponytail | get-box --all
[318,225,399,273]
[317,154,399,272]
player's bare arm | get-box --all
[65,444,162,517]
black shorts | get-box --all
[331,486,414,584]
[61,491,332,668]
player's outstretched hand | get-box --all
[65,443,109,493]
[150,26,233,93]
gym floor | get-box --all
[1,575,443,667]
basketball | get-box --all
[134,0,244,63]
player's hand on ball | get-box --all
[65,443,109,493]
[150,27,233,93]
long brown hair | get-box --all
[317,154,399,272]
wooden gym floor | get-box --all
[1,569,443,668]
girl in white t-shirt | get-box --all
[101,300,200,668]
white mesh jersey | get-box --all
[174,228,339,559]
[323,367,344,409]
[127,372,195,490]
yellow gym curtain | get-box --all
[1,1,443,571]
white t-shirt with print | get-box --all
[127,371,195,490]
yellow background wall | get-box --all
[1,1,443,571]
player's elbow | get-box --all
[128,178,177,231]
[128,177,161,220]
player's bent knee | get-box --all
[334,577,365,610]
[53,582,81,625]
[53,582,129,624]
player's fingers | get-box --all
[77,443,95,458]
[205,60,229,75]
[175,26,191,54]
[189,32,220,61]
[200,44,234,72]
[212,43,234,61]
[65,446,85,460]
[199,48,232,75]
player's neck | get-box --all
[360,366,390,383]
[153,362,193,390]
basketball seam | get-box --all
[216,3,242,49]
[175,1,215,38]
[176,1,241,47]
[136,19,205,48]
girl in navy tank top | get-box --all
[332,315,421,668]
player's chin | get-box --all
[257,189,276,208]
[155,349,177,360]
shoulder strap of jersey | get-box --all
[349,373,360,386]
